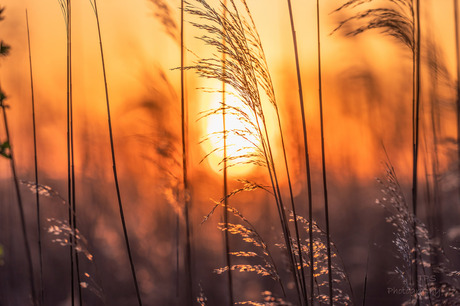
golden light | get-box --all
[202,91,260,177]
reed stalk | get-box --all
[0,95,38,305]
[222,93,234,306]
[237,6,306,302]
[454,0,460,193]
[63,1,75,304]
[412,0,421,302]
[221,1,234,304]
[362,238,372,306]
[26,10,44,306]
[89,0,143,304]
[64,1,83,304]
[238,1,306,302]
[315,1,333,304]
[284,0,314,303]
[186,1,315,303]
[181,0,194,304]
[426,37,443,284]
[230,0,305,304]
[332,1,421,301]
[223,1,303,303]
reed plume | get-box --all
[333,0,423,300]
[376,157,460,305]
[184,1,304,303]
[20,179,106,303]
[286,214,352,305]
[149,0,179,43]
[214,204,286,302]
[185,1,353,304]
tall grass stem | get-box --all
[221,1,234,304]
[284,0,314,303]
[181,0,194,303]
[226,1,303,300]
[26,10,44,306]
[64,1,76,304]
[315,1,333,303]
[454,0,460,194]
[90,0,143,304]
[412,0,421,302]
[1,102,38,306]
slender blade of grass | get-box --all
[1,105,38,306]
[90,1,143,304]
[412,0,421,303]
[315,1,333,304]
[181,0,194,304]
[284,0,313,304]
[454,0,460,207]
[67,1,82,302]
[222,1,235,304]
[26,9,44,306]
[64,1,76,304]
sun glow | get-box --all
[202,92,260,177]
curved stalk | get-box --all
[26,10,44,306]
[315,1,333,304]
[181,0,194,304]
[412,0,421,302]
[222,2,234,304]
[1,101,38,306]
[285,0,314,303]
[90,0,143,304]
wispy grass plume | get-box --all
[333,0,423,299]
[376,159,460,304]
[214,204,285,297]
[148,0,179,43]
[185,0,304,302]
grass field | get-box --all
[0,0,459,305]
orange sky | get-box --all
[0,0,458,182]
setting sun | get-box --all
[0,0,459,305]
[202,91,259,176]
